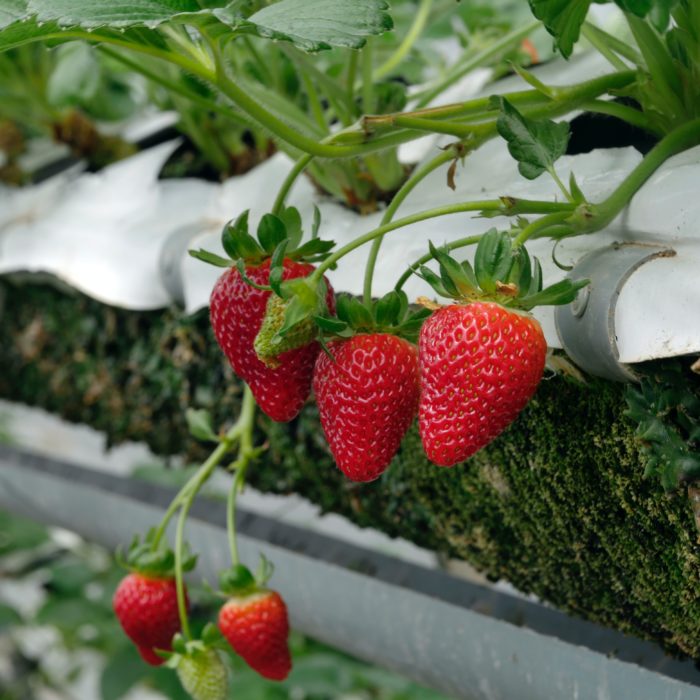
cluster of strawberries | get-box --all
[113,551,291,698]
[110,215,583,699]
[208,219,563,483]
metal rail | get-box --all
[1,444,699,700]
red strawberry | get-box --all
[210,258,334,422]
[313,333,420,482]
[419,302,546,467]
[218,590,291,681]
[113,573,187,666]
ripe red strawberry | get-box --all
[113,573,187,666]
[218,589,291,681]
[210,258,334,422]
[419,302,546,467]
[313,333,420,482]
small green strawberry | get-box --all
[174,646,228,700]
[254,294,318,368]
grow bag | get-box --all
[2,278,700,664]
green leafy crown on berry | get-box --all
[315,289,430,343]
[218,555,274,597]
[116,529,197,578]
[189,204,335,270]
[418,228,588,310]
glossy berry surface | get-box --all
[113,573,185,666]
[218,590,291,681]
[419,302,546,467]
[210,259,334,422]
[313,333,420,482]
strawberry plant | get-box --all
[2,0,700,695]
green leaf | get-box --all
[185,408,218,443]
[0,15,62,52]
[257,213,287,255]
[314,315,349,334]
[495,97,570,180]
[222,211,264,261]
[336,295,373,329]
[311,205,321,239]
[218,0,393,52]
[569,172,586,204]
[27,0,203,28]
[528,0,592,58]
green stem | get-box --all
[272,153,315,215]
[590,116,700,230]
[514,211,573,246]
[582,22,644,66]
[373,0,433,81]
[414,20,541,109]
[581,23,630,71]
[346,50,359,105]
[362,149,454,304]
[580,99,658,133]
[316,198,576,282]
[225,391,256,566]
[362,40,374,115]
[99,47,249,129]
[547,167,572,203]
[301,73,329,133]
[174,492,193,640]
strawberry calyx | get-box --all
[418,228,588,310]
[189,205,335,272]
[219,555,275,597]
[314,289,430,344]
[116,530,197,579]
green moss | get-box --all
[2,279,700,658]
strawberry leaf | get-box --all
[528,0,592,59]
[495,97,570,181]
[216,0,393,52]
[27,0,204,29]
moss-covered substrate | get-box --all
[2,279,700,659]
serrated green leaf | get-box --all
[257,214,287,255]
[218,0,393,52]
[0,15,63,51]
[375,291,401,327]
[528,0,592,58]
[495,97,570,180]
[27,0,203,28]
[185,408,218,442]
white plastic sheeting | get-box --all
[1,51,699,368]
